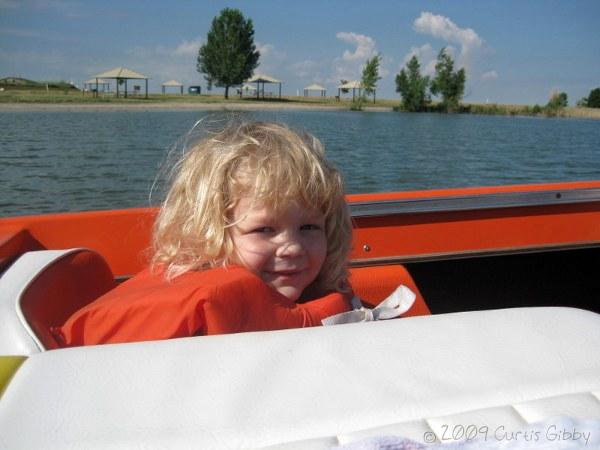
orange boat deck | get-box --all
[2,180,600,314]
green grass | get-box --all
[0,89,398,110]
[1,88,598,119]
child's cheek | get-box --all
[234,236,275,271]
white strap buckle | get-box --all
[322,285,416,326]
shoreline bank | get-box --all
[1,100,598,119]
[0,101,393,113]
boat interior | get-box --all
[0,182,600,351]
[0,180,599,353]
[406,245,599,314]
[348,180,600,315]
[1,181,600,449]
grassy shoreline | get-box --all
[1,90,599,119]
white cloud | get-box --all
[175,39,202,57]
[256,43,271,58]
[255,42,286,74]
[481,70,498,81]
[413,12,483,71]
[414,12,482,49]
[378,55,391,79]
[290,60,319,78]
[402,43,437,76]
[331,32,379,83]
[336,32,377,62]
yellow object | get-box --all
[0,356,26,399]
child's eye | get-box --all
[252,226,274,233]
[300,224,322,231]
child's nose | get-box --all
[275,232,304,257]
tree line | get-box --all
[395,50,465,112]
[578,88,600,108]
[196,8,600,112]
[195,7,466,110]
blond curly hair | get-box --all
[152,121,352,296]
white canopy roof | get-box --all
[94,67,148,80]
[247,74,281,83]
[338,80,362,89]
[304,83,326,91]
[162,80,183,87]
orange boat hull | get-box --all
[2,180,600,278]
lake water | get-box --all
[1,108,599,217]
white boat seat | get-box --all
[0,248,116,355]
[1,307,599,449]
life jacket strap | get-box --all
[321,285,416,325]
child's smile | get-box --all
[229,197,327,301]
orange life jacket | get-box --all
[55,265,351,346]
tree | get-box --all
[430,48,466,112]
[351,55,382,111]
[395,55,430,112]
[361,54,382,103]
[587,88,600,108]
[197,8,260,99]
[547,91,568,109]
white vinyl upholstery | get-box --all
[0,249,82,355]
[1,307,599,449]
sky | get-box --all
[1,0,599,105]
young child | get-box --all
[56,121,355,345]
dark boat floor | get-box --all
[406,246,599,315]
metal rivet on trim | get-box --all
[363,244,371,252]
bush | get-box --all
[587,88,600,108]
[395,56,430,112]
[547,92,568,109]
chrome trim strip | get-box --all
[349,241,600,266]
[349,188,600,218]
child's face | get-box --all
[229,197,327,301]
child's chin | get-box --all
[272,285,302,302]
